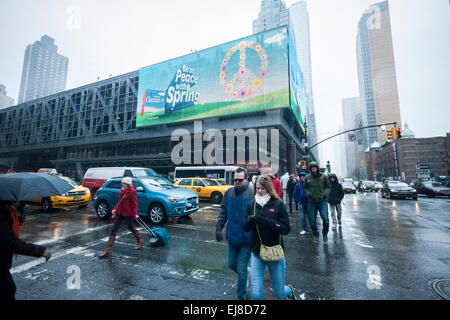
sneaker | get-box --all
[323,235,328,243]
[287,284,296,300]
[300,230,307,235]
[313,236,319,243]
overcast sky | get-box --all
[1,0,449,176]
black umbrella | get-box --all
[0,172,74,202]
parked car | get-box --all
[174,177,233,203]
[83,167,157,195]
[94,176,199,225]
[358,180,377,192]
[412,182,450,198]
[342,181,356,194]
[381,181,417,200]
[26,176,91,212]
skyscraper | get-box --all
[253,0,289,33]
[356,1,401,146]
[0,84,15,110]
[18,35,69,104]
[288,1,319,162]
[342,97,361,177]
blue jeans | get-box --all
[250,253,292,300]
[307,202,329,237]
[227,245,251,300]
[298,204,309,231]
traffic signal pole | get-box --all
[305,121,398,169]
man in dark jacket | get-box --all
[328,174,345,230]
[0,201,52,301]
[286,174,296,213]
[304,162,331,243]
[216,167,253,300]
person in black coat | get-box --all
[286,174,297,213]
[242,175,296,300]
[0,201,52,301]
[327,174,345,230]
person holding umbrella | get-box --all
[0,172,74,301]
[0,201,52,301]
[99,177,143,258]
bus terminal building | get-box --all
[0,27,314,180]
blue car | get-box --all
[94,176,199,225]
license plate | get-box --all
[74,197,81,201]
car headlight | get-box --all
[352,187,355,190]
[62,192,68,197]
[168,197,184,203]
[390,189,396,192]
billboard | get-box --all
[288,31,307,132]
[137,27,290,127]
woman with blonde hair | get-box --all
[243,175,296,300]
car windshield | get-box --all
[389,182,408,187]
[141,177,176,190]
[363,181,375,186]
[343,182,353,187]
[215,179,226,185]
[133,169,157,177]
[203,179,218,186]
[60,176,77,187]
[425,183,443,188]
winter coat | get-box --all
[287,179,296,197]
[242,197,290,256]
[114,186,138,217]
[216,183,253,248]
[271,176,283,198]
[293,181,309,206]
[0,204,46,271]
[304,172,331,203]
[328,175,345,205]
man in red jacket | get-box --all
[260,167,283,198]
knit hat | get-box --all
[122,177,132,186]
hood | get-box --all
[309,161,319,169]
[328,174,339,183]
[157,187,198,199]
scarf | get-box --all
[255,193,271,208]
[6,205,20,260]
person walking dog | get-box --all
[216,167,254,300]
[243,175,296,300]
[99,177,143,258]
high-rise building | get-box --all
[342,97,361,177]
[18,35,69,104]
[0,84,15,110]
[288,1,319,162]
[356,1,401,146]
[253,0,289,34]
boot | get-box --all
[99,235,116,258]
[133,231,144,250]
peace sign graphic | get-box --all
[220,40,269,99]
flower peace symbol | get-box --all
[220,40,269,99]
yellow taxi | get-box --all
[27,176,91,212]
[174,177,232,203]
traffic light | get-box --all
[395,127,402,139]
[387,128,394,140]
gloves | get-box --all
[216,230,223,242]
[111,209,117,219]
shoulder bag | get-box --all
[254,202,284,262]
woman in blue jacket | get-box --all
[293,172,310,235]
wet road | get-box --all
[11,192,450,300]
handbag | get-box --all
[254,202,284,262]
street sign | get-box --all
[348,133,356,141]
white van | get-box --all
[82,167,157,194]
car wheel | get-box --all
[42,198,52,212]
[96,200,110,220]
[211,192,223,204]
[149,204,166,225]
